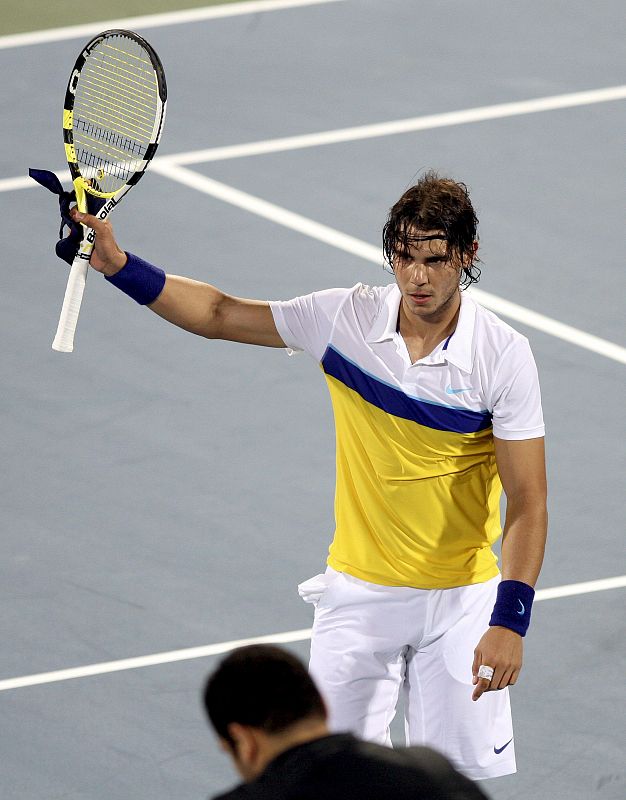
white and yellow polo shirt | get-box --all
[270,284,544,590]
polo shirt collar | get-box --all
[365,284,402,344]
[365,285,476,373]
[444,292,476,373]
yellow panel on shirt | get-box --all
[323,362,501,589]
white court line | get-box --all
[5,85,625,194]
[462,294,626,365]
[5,169,72,193]
[152,160,380,259]
[0,575,624,693]
[535,575,626,601]
[0,0,344,50]
[151,161,626,365]
[158,85,626,166]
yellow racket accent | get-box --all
[72,181,95,258]
[73,175,119,199]
[64,141,77,164]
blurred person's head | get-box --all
[203,645,328,781]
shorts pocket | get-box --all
[298,568,340,607]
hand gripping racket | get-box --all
[52,29,167,352]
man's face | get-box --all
[393,230,463,322]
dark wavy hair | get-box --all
[382,171,481,288]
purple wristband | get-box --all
[105,252,166,305]
[489,580,535,637]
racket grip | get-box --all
[51,248,91,352]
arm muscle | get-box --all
[494,436,548,586]
[149,275,285,347]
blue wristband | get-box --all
[489,580,535,637]
[105,252,166,305]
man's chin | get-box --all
[404,296,437,316]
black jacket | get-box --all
[212,734,489,800]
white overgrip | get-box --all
[51,236,92,352]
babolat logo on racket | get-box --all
[82,196,118,245]
[101,197,118,215]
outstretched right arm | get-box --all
[71,209,285,348]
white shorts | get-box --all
[299,568,516,780]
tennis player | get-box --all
[204,644,488,799]
[70,171,547,780]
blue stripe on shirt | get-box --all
[321,345,492,434]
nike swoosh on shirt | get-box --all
[445,386,471,395]
[494,738,514,755]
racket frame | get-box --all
[52,29,167,353]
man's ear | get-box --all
[460,241,478,268]
[227,722,258,765]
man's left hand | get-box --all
[471,627,523,701]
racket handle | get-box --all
[51,241,92,353]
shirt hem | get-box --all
[492,426,545,440]
[327,556,501,590]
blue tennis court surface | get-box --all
[0,1,624,798]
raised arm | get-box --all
[71,209,285,348]
[150,278,283,347]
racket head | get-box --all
[63,29,167,199]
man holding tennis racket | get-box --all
[69,171,547,781]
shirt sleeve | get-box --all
[269,287,354,362]
[489,336,545,440]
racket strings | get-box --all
[74,122,145,175]
[75,119,145,157]
[91,51,154,90]
[79,74,157,122]
[76,92,153,140]
[82,151,133,183]
[72,34,159,193]
[81,58,157,115]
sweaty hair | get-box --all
[203,645,327,746]
[382,170,481,288]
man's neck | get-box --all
[251,719,330,779]
[398,290,461,362]
[265,719,329,759]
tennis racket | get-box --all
[52,29,167,352]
